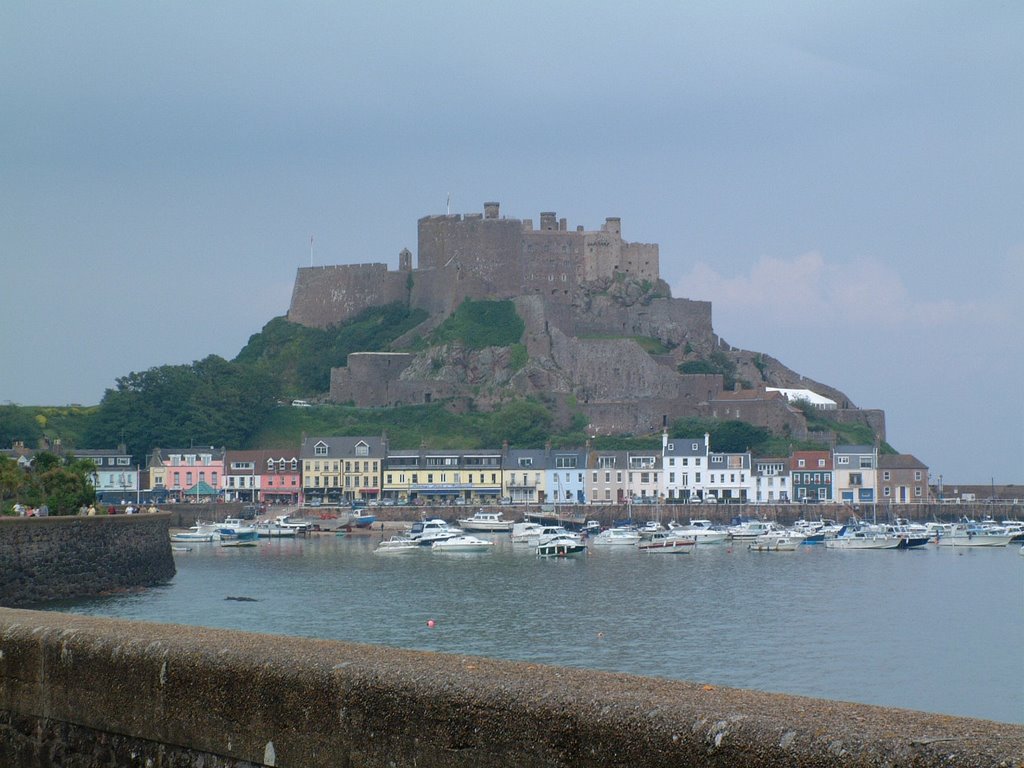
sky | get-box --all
[1,2,1021,483]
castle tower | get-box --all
[483,202,500,219]
[540,211,557,231]
[398,248,412,271]
[604,217,621,236]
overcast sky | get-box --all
[2,2,1021,483]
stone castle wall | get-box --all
[288,263,408,329]
[2,607,1019,768]
[289,204,667,330]
[0,515,175,607]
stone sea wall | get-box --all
[0,608,1020,768]
[0,515,175,607]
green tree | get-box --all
[35,466,95,514]
[0,456,25,506]
[84,355,279,458]
[0,405,43,447]
[484,401,552,447]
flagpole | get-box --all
[310,235,314,267]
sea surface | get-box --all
[46,533,1024,724]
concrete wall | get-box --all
[0,515,175,608]
[1,608,1020,768]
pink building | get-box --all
[223,449,301,505]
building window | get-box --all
[837,456,850,465]
[314,442,328,456]
[798,459,806,468]
[883,471,890,481]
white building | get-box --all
[661,432,709,502]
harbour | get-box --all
[45,528,1024,725]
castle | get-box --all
[288,202,667,329]
[287,202,882,440]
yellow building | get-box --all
[300,436,385,505]
[382,449,503,504]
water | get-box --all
[47,536,1024,724]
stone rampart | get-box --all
[0,515,175,607]
[1,608,1020,768]
[287,264,408,329]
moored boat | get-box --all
[407,518,463,546]
[934,522,1013,547]
[431,535,495,553]
[637,531,695,553]
[374,536,420,554]
[537,536,587,557]
[748,530,806,552]
[667,519,729,545]
[824,526,901,550]
[590,526,641,546]
[457,510,514,532]
[511,521,545,543]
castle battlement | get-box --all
[289,202,663,329]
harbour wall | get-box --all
[0,515,175,608]
[1,608,1020,768]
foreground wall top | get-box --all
[0,608,1020,768]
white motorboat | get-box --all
[934,522,1013,547]
[274,515,312,533]
[637,531,695,554]
[727,519,780,541]
[824,526,901,550]
[374,536,421,554]
[255,521,298,538]
[511,521,546,543]
[431,535,495,553]
[537,536,587,557]
[791,518,843,543]
[170,523,222,543]
[667,520,729,545]
[748,530,806,552]
[217,517,259,538]
[407,518,463,546]
[638,520,664,538]
[591,526,641,546]
[457,510,514,532]
[536,525,583,546]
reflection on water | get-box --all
[48,535,1024,723]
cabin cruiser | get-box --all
[637,531,695,553]
[511,521,546,543]
[933,522,1013,547]
[457,510,514,532]
[407,518,463,546]
[170,523,222,543]
[824,525,901,550]
[374,536,420,554]
[536,535,587,557]
[591,526,642,546]
[748,529,806,551]
[431,535,495,553]
[536,525,583,546]
[667,520,729,545]
[791,518,843,543]
[726,519,781,541]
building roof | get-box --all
[765,387,837,408]
[877,454,928,470]
[299,436,385,459]
[663,435,708,457]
